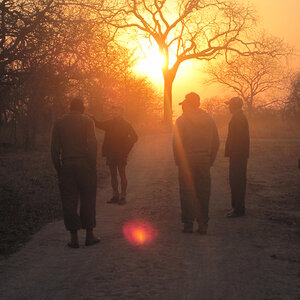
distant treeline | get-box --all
[0,1,162,148]
[1,1,299,148]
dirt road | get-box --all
[0,134,299,300]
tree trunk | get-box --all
[163,74,173,127]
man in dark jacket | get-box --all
[51,98,99,248]
[173,92,219,234]
[225,97,250,218]
[93,106,138,205]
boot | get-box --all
[118,197,126,205]
[182,222,193,233]
[85,229,100,246]
[68,230,79,248]
[107,195,119,204]
[227,209,245,218]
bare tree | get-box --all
[0,0,57,71]
[94,0,282,125]
[205,45,291,113]
[285,72,300,120]
[0,0,162,146]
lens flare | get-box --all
[122,220,157,246]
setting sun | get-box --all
[133,41,165,82]
[133,38,178,84]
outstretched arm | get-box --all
[172,121,182,166]
[90,116,109,130]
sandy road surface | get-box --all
[0,134,299,300]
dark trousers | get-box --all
[229,157,248,214]
[178,161,211,229]
[59,159,97,231]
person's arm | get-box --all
[93,118,109,130]
[173,121,183,166]
[210,120,220,166]
[245,117,250,158]
[232,116,249,158]
[129,124,138,144]
[86,119,98,169]
[50,121,61,175]
[225,121,232,157]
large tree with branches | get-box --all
[205,49,291,113]
[96,0,282,125]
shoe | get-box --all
[227,210,245,218]
[182,223,193,233]
[196,228,207,235]
[118,197,126,205]
[68,230,79,248]
[107,196,119,204]
[67,241,79,248]
[85,237,100,246]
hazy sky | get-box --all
[251,0,300,61]
[174,0,300,111]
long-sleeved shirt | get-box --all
[51,112,97,173]
[225,110,250,159]
[173,109,220,167]
[94,117,138,159]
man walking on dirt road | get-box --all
[225,97,250,218]
[173,92,219,234]
[51,98,100,248]
[93,106,138,205]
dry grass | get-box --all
[0,149,61,256]
[247,139,300,236]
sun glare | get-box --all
[133,43,165,82]
[133,39,177,84]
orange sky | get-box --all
[133,0,300,116]
[251,0,300,57]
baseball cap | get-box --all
[225,97,243,108]
[179,92,200,107]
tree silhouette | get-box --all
[0,0,161,146]
[98,0,274,125]
[286,72,300,119]
[205,47,290,113]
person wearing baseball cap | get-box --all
[225,97,250,218]
[173,92,219,234]
[178,92,201,109]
